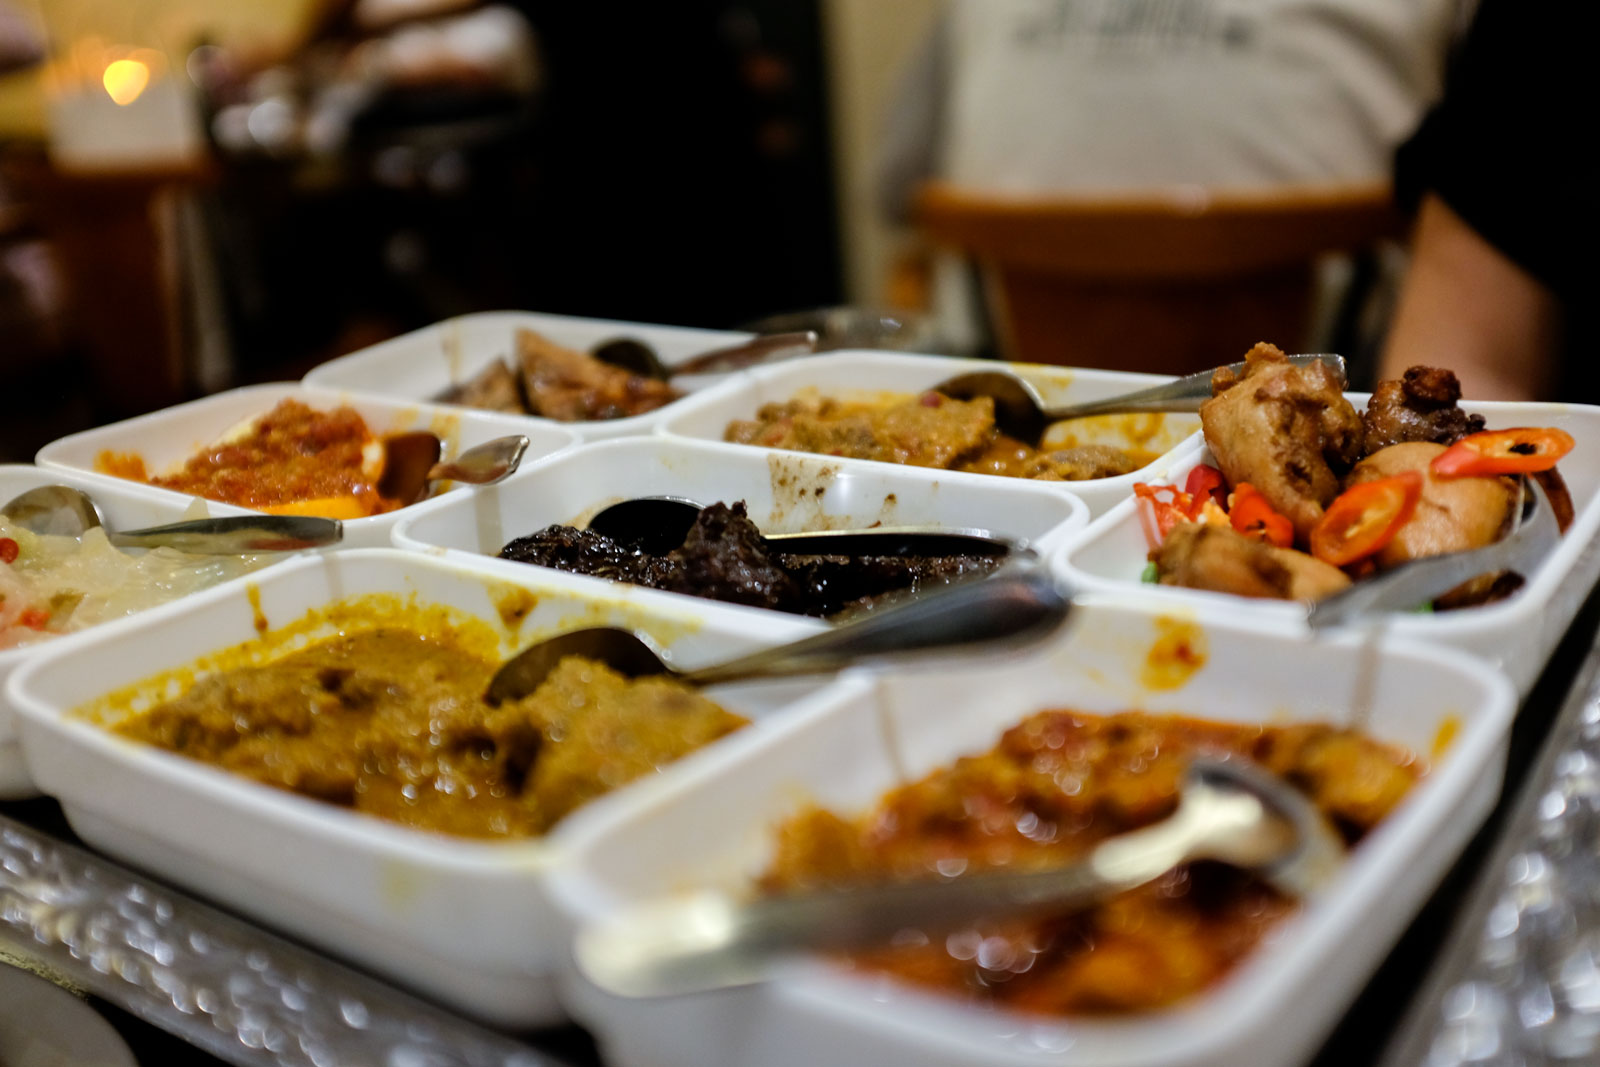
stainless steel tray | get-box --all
[0,812,566,1067]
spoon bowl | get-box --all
[486,566,1067,703]
[376,433,530,505]
[933,353,1347,446]
[1,485,342,554]
[585,495,1019,559]
[575,754,1344,997]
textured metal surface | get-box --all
[0,814,558,1067]
[1382,637,1600,1067]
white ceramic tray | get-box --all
[302,310,754,442]
[655,351,1203,518]
[549,594,1516,1067]
[390,437,1089,624]
[0,464,300,799]
[1055,400,1600,696]
[33,383,578,549]
[4,548,855,1027]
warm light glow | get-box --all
[102,59,150,106]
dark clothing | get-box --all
[1395,0,1591,307]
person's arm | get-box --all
[1379,194,1564,403]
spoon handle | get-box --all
[574,758,1257,998]
[683,567,1067,686]
[670,331,819,377]
[1041,353,1347,421]
[108,515,343,554]
[1306,477,1556,629]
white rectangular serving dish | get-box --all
[0,464,304,799]
[34,382,578,549]
[655,351,1203,518]
[1055,399,1600,696]
[390,436,1089,623]
[5,548,850,1026]
[302,310,754,442]
[549,594,1515,1067]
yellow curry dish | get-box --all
[762,708,1419,1016]
[113,627,746,838]
[725,390,1155,481]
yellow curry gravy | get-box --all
[726,391,1153,481]
[761,709,1419,1015]
[114,629,746,838]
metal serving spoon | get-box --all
[1,485,341,553]
[591,331,819,381]
[575,755,1345,998]
[933,353,1347,446]
[1307,476,1558,629]
[375,433,530,505]
[585,495,1019,558]
[486,566,1066,703]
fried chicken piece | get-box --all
[1200,343,1364,541]
[1347,442,1515,605]
[516,328,681,421]
[1151,523,1351,601]
[1362,366,1487,451]
[439,358,526,413]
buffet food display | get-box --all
[2,322,1596,1067]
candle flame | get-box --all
[102,59,150,106]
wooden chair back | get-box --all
[914,180,1404,375]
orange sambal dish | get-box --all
[760,709,1420,1015]
[97,399,405,519]
[725,391,1153,481]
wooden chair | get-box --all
[913,180,1405,376]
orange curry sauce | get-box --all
[99,400,403,518]
[760,710,1420,1015]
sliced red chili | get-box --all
[1310,472,1423,566]
[1228,484,1294,548]
[1133,482,1194,550]
[0,537,17,564]
[1431,427,1574,477]
[1183,464,1226,514]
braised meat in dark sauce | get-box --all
[1362,366,1487,451]
[499,502,1000,618]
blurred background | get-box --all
[0,0,1450,461]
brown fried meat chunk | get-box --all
[1362,366,1487,451]
[516,328,681,421]
[1200,343,1364,540]
[1151,523,1350,601]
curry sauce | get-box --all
[115,629,746,838]
[761,709,1419,1015]
[726,392,1152,481]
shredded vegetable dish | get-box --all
[0,518,266,651]
[761,709,1419,1015]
